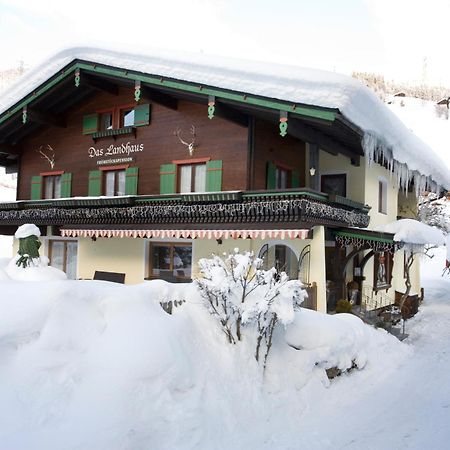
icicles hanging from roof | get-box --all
[363,132,441,197]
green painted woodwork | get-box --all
[125,167,139,195]
[92,126,134,139]
[22,108,27,124]
[82,113,99,135]
[159,163,176,194]
[291,169,300,188]
[205,160,223,192]
[0,61,336,126]
[88,170,102,196]
[74,69,80,87]
[279,120,288,137]
[244,190,328,201]
[266,162,276,189]
[30,175,43,200]
[208,104,215,119]
[60,172,72,198]
[334,230,393,244]
[134,103,150,127]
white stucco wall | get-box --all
[77,237,146,284]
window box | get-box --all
[91,126,136,142]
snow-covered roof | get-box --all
[1,47,450,189]
[378,219,445,246]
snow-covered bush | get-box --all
[196,249,307,367]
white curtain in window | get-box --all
[105,171,115,196]
[44,177,54,199]
[180,165,192,193]
[117,170,126,196]
[194,164,206,192]
[54,176,62,198]
[50,241,64,270]
[66,241,78,280]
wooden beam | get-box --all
[288,118,361,165]
[27,108,66,128]
[0,143,20,156]
[140,86,178,110]
[83,74,119,96]
[214,101,249,127]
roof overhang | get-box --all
[0,59,364,164]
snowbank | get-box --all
[0,278,409,449]
[4,255,67,281]
[285,309,371,371]
[1,47,449,189]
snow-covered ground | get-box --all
[0,248,449,449]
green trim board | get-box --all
[0,60,337,127]
[334,230,394,244]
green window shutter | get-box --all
[291,169,300,188]
[60,173,72,198]
[159,163,176,194]
[88,170,102,196]
[82,113,99,135]
[31,175,43,200]
[206,160,223,192]
[125,167,139,195]
[134,104,151,127]
[267,162,276,189]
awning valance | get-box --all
[61,228,311,240]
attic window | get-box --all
[82,104,150,137]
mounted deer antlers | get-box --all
[175,125,196,156]
[36,145,56,169]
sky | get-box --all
[1,0,450,86]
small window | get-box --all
[44,175,62,199]
[321,174,347,197]
[149,242,192,281]
[121,108,135,127]
[49,240,78,279]
[100,111,113,131]
[104,169,126,196]
[179,163,206,193]
[378,179,387,214]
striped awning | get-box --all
[60,228,311,240]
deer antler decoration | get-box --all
[175,125,196,156]
[37,145,56,169]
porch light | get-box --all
[309,167,316,176]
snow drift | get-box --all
[0,278,409,450]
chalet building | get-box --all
[0,48,449,313]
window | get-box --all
[321,174,347,197]
[100,111,113,131]
[179,163,206,193]
[374,251,393,290]
[98,105,138,131]
[267,162,297,189]
[149,242,192,280]
[275,166,290,189]
[378,179,387,214]
[104,169,126,196]
[49,240,78,279]
[44,175,62,199]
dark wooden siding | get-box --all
[18,88,249,199]
[252,118,306,190]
